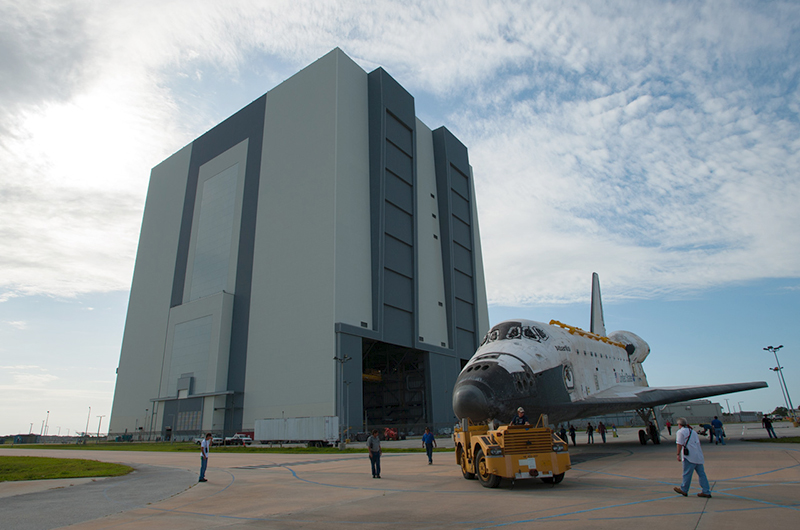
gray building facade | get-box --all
[109,49,489,440]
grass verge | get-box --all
[0,456,133,482]
[0,442,444,454]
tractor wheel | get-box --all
[475,448,501,488]
[458,446,475,480]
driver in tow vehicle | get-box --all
[511,407,530,425]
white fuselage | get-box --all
[452,319,649,423]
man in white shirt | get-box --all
[199,433,212,482]
[674,418,711,498]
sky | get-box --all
[1,1,799,436]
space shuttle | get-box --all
[452,273,767,425]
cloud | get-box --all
[2,321,27,330]
[0,1,799,306]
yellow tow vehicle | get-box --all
[453,414,570,488]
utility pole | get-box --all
[723,398,731,414]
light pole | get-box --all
[770,367,790,413]
[44,410,49,436]
[85,406,91,441]
[723,399,731,415]
[29,423,33,434]
[333,354,351,449]
[765,345,795,420]
[344,380,351,442]
[97,415,106,442]
[738,401,744,414]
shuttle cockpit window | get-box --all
[481,321,549,345]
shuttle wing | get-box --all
[579,381,768,409]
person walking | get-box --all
[710,416,726,445]
[422,427,437,464]
[597,422,607,443]
[665,420,672,436]
[199,433,212,482]
[586,423,594,444]
[674,418,712,498]
[762,415,777,439]
[367,429,382,478]
[559,425,567,443]
[568,425,576,446]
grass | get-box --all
[0,442,444,454]
[0,456,133,482]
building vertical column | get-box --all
[368,68,418,348]
[432,127,480,361]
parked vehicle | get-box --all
[225,433,253,446]
[194,435,224,446]
[254,416,339,447]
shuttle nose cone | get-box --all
[453,383,490,422]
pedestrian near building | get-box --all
[762,415,777,439]
[711,416,726,445]
[422,427,437,464]
[586,423,594,444]
[367,429,382,478]
[199,433,212,482]
[597,422,607,443]
[674,418,712,498]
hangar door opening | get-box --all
[362,338,427,433]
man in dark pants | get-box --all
[367,429,382,478]
[422,427,437,464]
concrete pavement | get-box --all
[1,423,798,529]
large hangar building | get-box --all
[109,49,489,440]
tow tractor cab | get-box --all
[453,414,570,488]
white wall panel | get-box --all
[109,145,192,434]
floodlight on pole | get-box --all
[770,367,790,412]
[764,345,795,420]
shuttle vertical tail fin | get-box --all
[590,272,607,337]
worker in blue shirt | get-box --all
[422,427,437,464]
[711,416,726,445]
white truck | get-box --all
[254,416,339,447]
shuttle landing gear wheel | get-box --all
[475,448,501,488]
[458,447,475,480]
[540,473,565,484]
[638,430,648,445]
